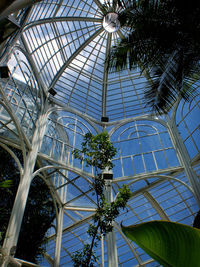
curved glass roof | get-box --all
[0,0,200,266]
[22,0,150,121]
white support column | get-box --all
[104,180,118,267]
[2,107,49,266]
[167,118,200,206]
[54,206,64,267]
[101,234,105,267]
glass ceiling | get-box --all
[0,0,200,266]
[22,0,150,121]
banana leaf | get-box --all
[121,220,200,267]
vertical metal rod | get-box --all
[54,206,64,267]
[104,180,118,267]
[101,234,104,267]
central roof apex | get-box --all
[103,12,120,32]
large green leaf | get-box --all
[122,221,200,267]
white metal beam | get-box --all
[54,206,64,267]
[2,102,49,266]
[104,180,118,267]
[167,116,200,206]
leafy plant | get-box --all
[0,180,12,188]
[108,0,200,113]
[0,178,12,245]
[73,132,117,171]
[72,132,131,266]
[121,220,200,267]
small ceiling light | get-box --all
[101,116,109,122]
[103,13,120,33]
[0,66,9,78]
[48,88,57,96]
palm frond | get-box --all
[108,0,200,112]
[144,49,200,113]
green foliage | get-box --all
[73,132,117,170]
[93,184,132,235]
[0,148,22,245]
[108,0,200,113]
[72,132,131,266]
[71,243,99,267]
[15,177,56,263]
[0,178,12,244]
[116,185,132,208]
[0,147,55,263]
[0,180,12,188]
[122,221,200,267]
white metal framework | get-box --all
[0,0,200,266]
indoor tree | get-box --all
[72,132,131,266]
[108,0,200,113]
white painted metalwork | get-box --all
[0,0,199,266]
[104,180,118,267]
[54,206,64,267]
[2,102,50,266]
[166,116,200,205]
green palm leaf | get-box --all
[121,220,200,267]
[108,0,200,113]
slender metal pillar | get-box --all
[101,234,105,267]
[2,106,49,266]
[104,180,118,267]
[54,206,64,267]
[167,117,200,206]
